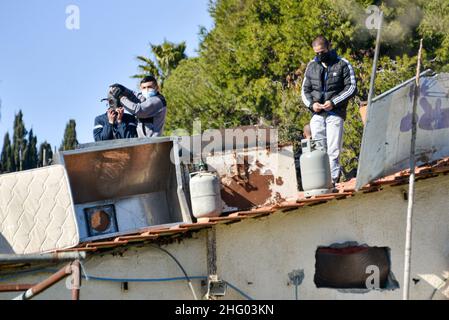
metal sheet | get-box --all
[74,192,172,241]
[57,137,192,241]
[61,141,173,204]
[356,72,449,190]
[205,145,298,212]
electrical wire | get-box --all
[0,268,253,300]
[224,281,254,300]
[0,250,254,300]
[430,276,448,300]
[149,244,199,300]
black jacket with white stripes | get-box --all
[301,50,357,120]
[93,112,138,141]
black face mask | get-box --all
[316,51,332,64]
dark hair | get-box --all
[312,35,330,48]
[140,75,157,85]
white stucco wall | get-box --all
[1,174,448,300]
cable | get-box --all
[1,268,253,300]
[430,276,448,300]
[225,281,254,300]
[149,244,199,300]
[84,275,207,283]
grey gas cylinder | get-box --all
[189,171,222,218]
[300,138,333,197]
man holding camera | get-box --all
[109,75,167,138]
[93,105,138,141]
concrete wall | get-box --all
[1,174,448,300]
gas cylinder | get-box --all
[189,170,222,218]
[300,138,333,197]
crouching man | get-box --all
[93,106,138,141]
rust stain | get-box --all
[255,160,264,168]
[90,210,111,232]
[275,177,284,186]
[221,167,274,211]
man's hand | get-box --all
[312,102,323,113]
[116,107,124,124]
[107,108,117,124]
[109,84,127,99]
[110,83,134,100]
[323,100,334,111]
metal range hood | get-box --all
[55,137,192,242]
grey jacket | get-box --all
[120,92,167,137]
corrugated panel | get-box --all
[0,165,79,254]
[356,72,449,190]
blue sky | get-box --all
[0,0,213,150]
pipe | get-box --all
[71,260,81,300]
[403,38,424,300]
[13,264,72,300]
[0,284,35,292]
[0,252,86,264]
[367,11,383,111]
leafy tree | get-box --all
[0,132,14,173]
[60,119,78,151]
[150,0,449,179]
[132,40,187,87]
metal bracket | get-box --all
[206,275,227,299]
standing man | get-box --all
[301,35,357,185]
[109,75,167,137]
[93,106,138,141]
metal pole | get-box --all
[0,284,35,292]
[19,146,23,171]
[13,263,72,300]
[367,11,383,109]
[0,251,86,264]
[43,148,47,167]
[403,38,424,300]
[71,260,81,300]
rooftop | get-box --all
[53,156,449,253]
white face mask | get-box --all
[142,89,157,99]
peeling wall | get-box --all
[1,175,448,300]
[206,145,298,212]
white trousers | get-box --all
[310,113,344,182]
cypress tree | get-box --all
[38,141,53,167]
[23,129,38,170]
[60,119,78,151]
[0,132,14,173]
[12,110,28,171]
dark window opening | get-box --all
[314,244,398,290]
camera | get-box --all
[101,93,121,111]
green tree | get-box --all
[161,0,449,180]
[132,40,187,87]
[38,141,53,167]
[23,129,38,170]
[60,119,78,151]
[0,132,14,173]
[12,110,28,171]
